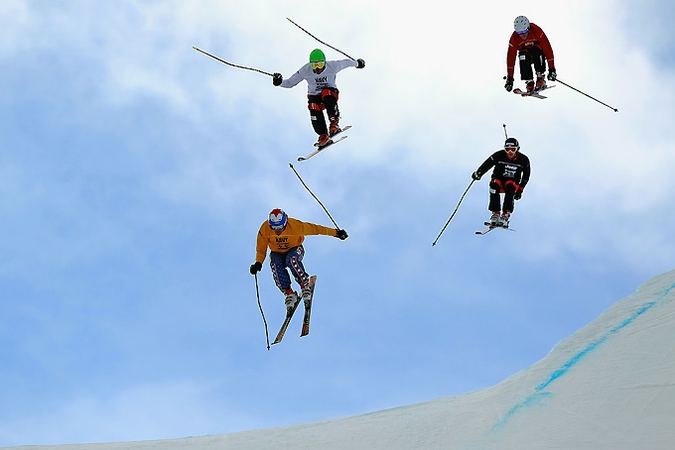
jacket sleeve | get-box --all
[332,58,358,72]
[255,224,269,264]
[506,34,518,78]
[299,221,336,237]
[280,64,309,89]
[519,158,531,189]
[534,25,555,69]
[477,153,497,176]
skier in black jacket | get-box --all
[472,137,531,227]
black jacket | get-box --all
[476,150,530,188]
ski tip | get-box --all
[297,157,306,162]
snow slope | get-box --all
[6,269,675,450]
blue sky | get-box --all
[0,0,673,446]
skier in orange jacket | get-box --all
[249,208,348,312]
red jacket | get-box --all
[506,23,555,78]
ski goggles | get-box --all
[516,28,530,35]
[310,60,325,70]
[504,144,518,152]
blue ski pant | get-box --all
[269,246,310,293]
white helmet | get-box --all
[514,16,530,34]
[268,208,288,231]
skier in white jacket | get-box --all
[273,48,365,147]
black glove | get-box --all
[514,190,523,201]
[249,261,262,275]
[547,69,557,82]
[356,58,366,69]
[335,229,348,240]
[471,171,482,181]
[504,76,514,92]
[272,73,283,86]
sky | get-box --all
[0,0,673,446]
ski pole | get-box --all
[432,179,475,246]
[556,78,618,112]
[287,18,356,61]
[254,273,271,350]
[192,46,275,77]
[503,124,508,139]
[289,163,341,229]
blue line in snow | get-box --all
[490,281,675,432]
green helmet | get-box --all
[309,48,325,63]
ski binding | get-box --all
[300,275,317,337]
[298,136,348,162]
[475,222,515,235]
[271,275,317,345]
[314,125,352,146]
[513,84,555,99]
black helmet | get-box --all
[504,137,520,149]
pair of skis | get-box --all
[475,222,516,235]
[272,275,317,345]
[297,126,351,162]
[513,84,555,99]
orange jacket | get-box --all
[255,218,336,263]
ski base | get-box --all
[298,136,348,161]
[271,275,317,345]
[272,296,301,345]
[300,275,317,337]
[475,222,515,235]
[513,84,555,99]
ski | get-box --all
[315,125,352,146]
[513,84,555,99]
[298,136,348,161]
[476,221,515,235]
[475,226,496,235]
[300,275,317,337]
[272,295,301,345]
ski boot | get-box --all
[301,283,313,307]
[284,291,299,313]
[489,212,501,226]
[525,80,535,94]
[316,133,331,148]
[328,117,341,137]
[499,212,511,228]
[535,72,546,91]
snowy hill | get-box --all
[6,269,675,450]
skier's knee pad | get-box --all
[308,102,325,112]
[321,88,339,101]
[490,179,505,194]
[504,180,518,193]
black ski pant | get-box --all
[518,46,546,81]
[307,88,340,136]
[488,179,518,214]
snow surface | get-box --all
[6,269,675,450]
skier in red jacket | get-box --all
[504,16,557,94]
